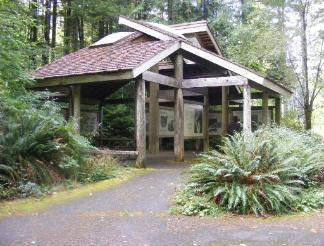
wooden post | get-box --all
[203,95,209,152]
[135,78,146,168]
[174,53,184,162]
[68,86,73,119]
[149,66,159,154]
[243,84,252,134]
[98,101,104,147]
[275,97,281,125]
[221,86,229,135]
[262,93,269,125]
[72,85,81,133]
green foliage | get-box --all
[225,3,293,87]
[180,127,324,216]
[103,104,134,139]
[78,155,121,183]
[0,95,93,188]
[281,110,304,131]
[172,189,224,217]
[0,0,33,93]
[296,188,324,212]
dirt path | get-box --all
[0,152,323,246]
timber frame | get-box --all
[31,17,293,167]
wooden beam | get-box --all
[31,70,133,88]
[229,92,276,100]
[262,93,269,125]
[185,87,209,96]
[148,66,159,154]
[182,76,247,88]
[221,86,229,135]
[72,85,81,133]
[142,71,178,88]
[203,95,209,151]
[275,97,281,125]
[119,16,172,41]
[133,42,181,77]
[180,42,292,97]
[243,84,252,134]
[68,86,73,118]
[174,53,184,162]
[159,88,207,99]
[135,78,146,168]
[100,149,138,156]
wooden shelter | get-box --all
[32,17,292,168]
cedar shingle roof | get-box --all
[33,32,176,79]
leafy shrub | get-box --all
[182,127,324,216]
[0,184,19,200]
[281,110,304,131]
[0,96,93,189]
[296,188,324,212]
[77,154,121,183]
[173,190,223,216]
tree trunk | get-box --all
[240,0,247,24]
[299,2,312,130]
[63,0,72,55]
[201,0,207,19]
[304,105,312,130]
[71,14,79,52]
[78,17,85,48]
[42,0,51,64]
[51,0,57,60]
[29,0,38,67]
[168,0,173,24]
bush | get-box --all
[296,188,324,212]
[173,190,223,216]
[0,96,93,190]
[281,110,304,131]
[180,127,324,216]
[77,154,121,183]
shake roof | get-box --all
[33,32,176,79]
[32,17,292,96]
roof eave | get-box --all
[30,70,134,88]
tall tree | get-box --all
[168,0,173,23]
[51,0,57,60]
[288,0,324,130]
[29,0,38,67]
[42,0,51,64]
[63,0,72,55]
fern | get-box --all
[0,97,94,187]
[185,127,324,215]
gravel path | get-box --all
[0,152,323,246]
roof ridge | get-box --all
[170,20,207,27]
[120,16,187,41]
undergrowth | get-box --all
[173,127,324,216]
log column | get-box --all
[275,97,281,125]
[221,86,229,135]
[203,95,209,151]
[72,85,81,133]
[135,78,146,168]
[174,53,184,162]
[149,66,159,154]
[262,93,269,125]
[98,101,104,147]
[243,84,252,134]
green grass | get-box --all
[0,168,153,219]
